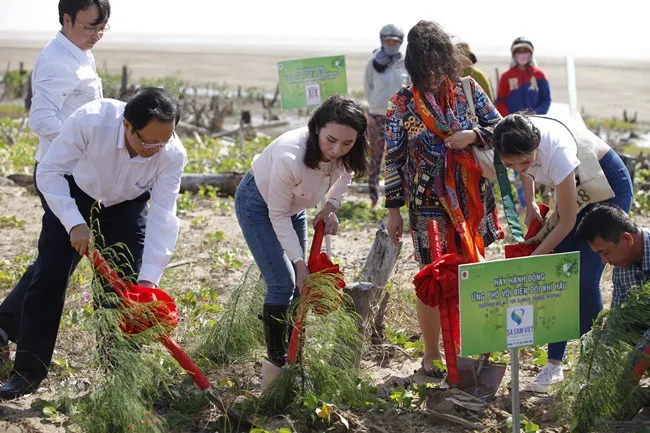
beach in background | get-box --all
[1,36,649,122]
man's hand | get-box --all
[70,223,91,256]
[137,280,156,288]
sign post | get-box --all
[459,252,580,432]
[277,55,348,110]
[278,55,348,253]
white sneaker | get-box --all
[529,363,564,393]
[261,358,282,393]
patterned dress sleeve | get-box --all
[471,78,503,149]
[384,92,408,208]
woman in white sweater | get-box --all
[363,24,409,207]
[234,95,368,389]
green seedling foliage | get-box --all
[254,272,374,416]
[0,117,38,174]
[97,69,122,99]
[176,191,197,215]
[2,69,30,99]
[139,75,184,98]
[558,282,650,432]
[0,104,26,119]
[197,264,265,364]
[0,253,32,290]
[71,213,174,433]
[182,135,272,174]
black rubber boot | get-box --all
[262,304,289,367]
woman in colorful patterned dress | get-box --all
[384,21,503,376]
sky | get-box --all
[0,0,648,59]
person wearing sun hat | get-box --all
[363,24,410,207]
[495,37,551,116]
[457,42,494,101]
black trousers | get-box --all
[0,175,149,381]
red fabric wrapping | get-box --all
[631,344,650,381]
[413,221,470,387]
[287,221,345,365]
[89,250,209,390]
[504,203,550,259]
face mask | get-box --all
[382,42,401,56]
[515,52,531,65]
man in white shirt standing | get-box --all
[0,0,110,365]
[0,88,187,399]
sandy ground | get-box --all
[0,172,631,432]
[1,40,650,122]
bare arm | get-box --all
[521,174,542,226]
[531,173,578,255]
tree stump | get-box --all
[343,223,402,367]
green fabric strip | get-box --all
[494,153,524,242]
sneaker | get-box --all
[529,363,564,393]
[260,358,282,393]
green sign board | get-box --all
[458,253,580,356]
[277,55,348,109]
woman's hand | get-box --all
[386,208,403,245]
[525,202,544,227]
[444,130,477,150]
[294,259,311,291]
[314,202,339,235]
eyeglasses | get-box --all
[76,21,110,35]
[134,129,174,149]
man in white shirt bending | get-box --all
[0,0,110,364]
[0,88,187,399]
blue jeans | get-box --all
[234,172,307,306]
[548,149,634,361]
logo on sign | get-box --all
[305,83,322,105]
[506,305,534,349]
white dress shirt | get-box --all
[30,32,103,162]
[36,99,188,285]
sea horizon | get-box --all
[1,31,649,64]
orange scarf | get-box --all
[412,80,485,262]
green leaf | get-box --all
[30,399,51,410]
[304,393,319,409]
[431,360,447,371]
[278,429,293,433]
[217,379,233,388]
[42,406,57,417]
[166,411,190,428]
[524,419,540,432]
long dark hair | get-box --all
[404,20,464,92]
[304,94,368,176]
[493,113,541,156]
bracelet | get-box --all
[327,198,341,209]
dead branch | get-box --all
[425,409,485,430]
